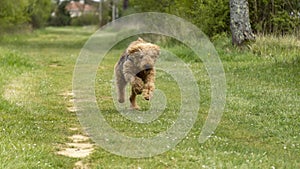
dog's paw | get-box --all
[118,97,125,103]
[142,83,155,100]
[143,92,152,100]
[143,89,154,100]
[130,105,141,110]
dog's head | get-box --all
[126,38,160,71]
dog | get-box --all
[114,38,160,109]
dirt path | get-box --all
[56,130,94,169]
[4,74,95,168]
[56,92,95,169]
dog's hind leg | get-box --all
[115,76,126,103]
[117,84,126,103]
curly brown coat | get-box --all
[114,38,160,109]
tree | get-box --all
[27,0,52,28]
[130,0,231,37]
[0,0,52,31]
[230,0,255,46]
[0,0,29,30]
[249,0,300,35]
[49,1,71,26]
[123,0,129,10]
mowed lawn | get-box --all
[0,27,299,168]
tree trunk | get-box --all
[230,0,255,46]
[98,0,102,26]
[112,1,116,21]
[123,0,129,10]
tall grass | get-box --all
[249,35,300,64]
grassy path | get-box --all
[0,27,299,168]
[0,27,96,168]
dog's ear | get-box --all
[127,38,145,54]
[152,44,160,58]
[137,37,145,42]
[127,44,142,54]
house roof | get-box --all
[65,1,96,12]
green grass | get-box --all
[0,28,299,168]
[0,26,97,168]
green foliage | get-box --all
[129,0,230,37]
[0,0,52,31]
[249,35,300,64]
[27,0,53,28]
[70,14,99,26]
[130,0,175,13]
[249,0,300,35]
[48,1,71,26]
[184,0,230,37]
[128,0,299,36]
[0,49,34,69]
[0,0,30,31]
[0,0,299,36]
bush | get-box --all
[183,0,230,37]
[0,0,52,31]
[249,35,300,64]
[129,0,230,37]
[129,0,299,36]
[0,0,30,31]
[249,0,300,35]
[49,15,71,26]
[70,14,99,26]
[48,1,71,26]
[27,0,52,29]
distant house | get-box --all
[65,0,97,18]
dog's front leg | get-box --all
[143,69,156,100]
[124,72,144,109]
[124,72,144,94]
